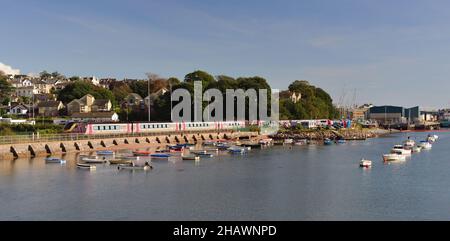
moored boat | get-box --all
[45,157,66,164]
[82,158,107,164]
[391,145,412,155]
[196,153,214,158]
[190,150,207,155]
[336,139,346,144]
[76,163,96,170]
[228,147,246,154]
[419,141,432,149]
[96,150,114,155]
[109,159,132,165]
[323,138,333,145]
[359,159,372,167]
[294,139,308,145]
[284,139,294,144]
[259,138,273,145]
[118,162,152,171]
[182,155,200,161]
[403,139,415,148]
[383,153,406,162]
[150,153,171,159]
[133,151,152,156]
[412,146,422,153]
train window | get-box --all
[109,126,111,130]
[157,124,159,128]
[103,126,106,130]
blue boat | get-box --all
[336,139,346,144]
[150,153,171,159]
[324,138,333,145]
[97,150,114,155]
[228,147,246,154]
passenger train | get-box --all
[65,121,249,135]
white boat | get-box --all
[77,163,96,170]
[359,159,372,167]
[294,139,308,145]
[228,147,246,154]
[391,145,412,155]
[45,157,66,164]
[182,155,200,161]
[419,141,432,149]
[412,146,422,153]
[259,138,273,145]
[118,163,152,171]
[433,134,439,140]
[82,157,107,164]
[284,139,294,144]
[403,139,416,148]
[383,153,406,162]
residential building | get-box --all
[71,111,119,123]
[15,86,39,98]
[67,94,96,115]
[82,76,100,86]
[144,88,168,107]
[37,101,64,116]
[8,103,29,116]
[92,99,112,112]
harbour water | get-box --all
[1,131,449,220]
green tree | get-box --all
[111,82,133,102]
[57,81,115,104]
[39,71,52,79]
[184,70,216,89]
[0,73,14,105]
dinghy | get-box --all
[45,157,66,164]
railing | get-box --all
[0,129,254,145]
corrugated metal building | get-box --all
[367,106,419,124]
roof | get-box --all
[93,99,110,106]
[71,111,117,118]
[37,101,62,108]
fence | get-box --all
[0,128,254,145]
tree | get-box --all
[111,82,133,102]
[0,73,14,105]
[184,70,216,89]
[57,81,115,104]
[167,77,181,86]
[69,76,81,82]
[39,71,52,79]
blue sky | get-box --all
[1,0,450,108]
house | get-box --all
[67,94,96,115]
[33,93,56,103]
[144,88,168,107]
[15,86,38,98]
[31,79,53,94]
[71,111,119,123]
[8,103,29,116]
[67,94,112,115]
[290,92,302,103]
[92,99,112,112]
[82,76,100,86]
[37,101,64,116]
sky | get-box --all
[1,0,450,109]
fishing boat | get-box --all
[96,150,114,155]
[391,145,412,155]
[196,153,214,158]
[403,139,415,148]
[259,138,273,145]
[284,139,294,144]
[323,138,333,145]
[359,159,372,167]
[419,141,432,149]
[294,139,308,145]
[336,139,346,144]
[190,150,207,155]
[412,146,422,153]
[383,153,406,162]
[182,155,200,161]
[228,147,246,154]
[45,157,66,164]
[133,151,152,156]
[76,163,96,170]
[150,153,171,159]
[118,162,152,171]
[109,159,132,165]
[82,157,107,164]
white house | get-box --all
[8,104,29,115]
[71,111,119,123]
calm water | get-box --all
[1,131,450,220]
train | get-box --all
[65,121,249,135]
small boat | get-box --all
[383,153,406,162]
[45,157,66,164]
[419,141,432,149]
[156,149,171,153]
[294,139,308,145]
[196,153,214,158]
[118,162,152,171]
[284,139,294,144]
[403,139,415,148]
[82,158,107,164]
[412,146,422,153]
[203,141,216,146]
[391,145,412,155]
[169,147,184,152]
[359,159,372,167]
[228,147,246,154]
[182,155,200,161]
[150,153,171,159]
[96,150,114,155]
[133,151,152,156]
[190,150,207,155]
[119,155,140,161]
[336,139,346,144]
[259,138,273,145]
[204,148,219,152]
[323,138,333,145]
[77,163,96,170]
[217,144,231,150]
[109,159,132,165]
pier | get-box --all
[0,130,258,160]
